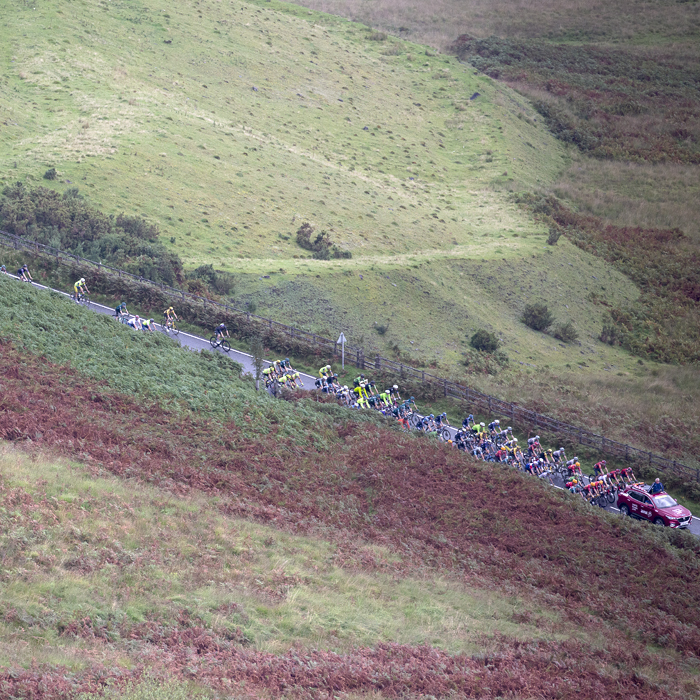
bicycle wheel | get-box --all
[221,339,231,353]
[606,491,615,504]
[171,324,179,337]
[440,428,451,441]
[210,336,218,348]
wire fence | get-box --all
[2,228,698,482]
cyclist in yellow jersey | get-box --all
[319,364,332,378]
[73,277,89,301]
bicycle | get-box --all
[71,291,91,308]
[161,317,180,336]
[210,335,231,353]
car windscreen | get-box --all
[653,495,678,509]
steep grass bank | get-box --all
[0,272,700,700]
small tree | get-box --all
[522,303,554,332]
[470,329,499,353]
[553,321,579,343]
[547,226,562,245]
[249,336,264,391]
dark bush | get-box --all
[375,323,389,336]
[296,222,351,259]
[553,321,579,343]
[470,329,499,352]
[0,183,183,286]
[187,264,238,296]
[522,303,554,331]
[43,168,57,181]
[547,226,562,245]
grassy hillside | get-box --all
[1,0,649,376]
[1,254,700,698]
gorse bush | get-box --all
[470,329,499,353]
[187,263,238,297]
[522,303,554,332]
[553,321,579,343]
[295,222,351,259]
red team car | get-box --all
[617,484,692,528]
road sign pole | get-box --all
[337,332,346,370]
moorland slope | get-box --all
[1,262,700,698]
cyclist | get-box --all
[552,447,566,464]
[319,364,332,378]
[141,318,156,332]
[17,264,33,282]
[0,264,6,274]
[127,315,143,330]
[214,322,229,341]
[488,419,500,436]
[114,301,129,320]
[73,277,89,301]
[593,460,607,477]
[163,306,179,328]
[436,412,449,427]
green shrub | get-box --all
[296,222,351,259]
[0,183,182,286]
[375,322,389,336]
[522,303,554,332]
[553,321,579,343]
[470,329,499,353]
[43,167,57,180]
[546,226,562,245]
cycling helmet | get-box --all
[135,315,140,319]
[393,384,398,390]
[507,426,512,431]
[79,278,85,284]
[513,438,518,442]
[480,422,485,427]
[441,412,447,417]
[410,396,415,401]
[430,414,434,418]
[575,461,580,467]
[535,435,539,440]
[285,358,290,363]
[602,460,607,466]
[150,319,154,324]
[572,479,578,485]
[361,374,365,379]
[495,420,500,425]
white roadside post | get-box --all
[337,332,346,370]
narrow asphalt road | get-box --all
[9,275,700,537]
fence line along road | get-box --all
[2,229,697,483]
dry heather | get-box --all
[1,338,700,697]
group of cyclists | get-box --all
[263,357,305,390]
[0,266,652,509]
[311,364,646,509]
